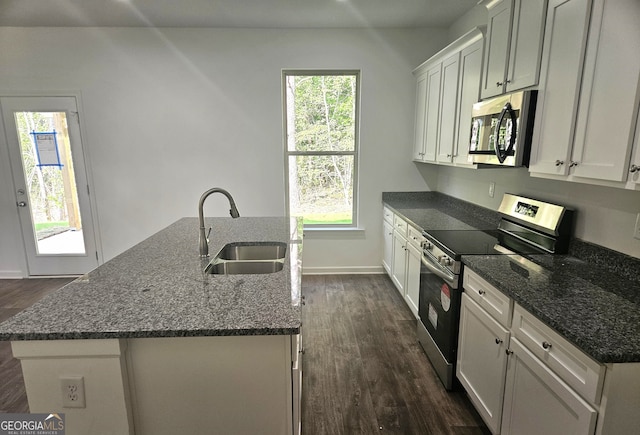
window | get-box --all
[283,70,360,228]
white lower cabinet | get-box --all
[459,268,607,435]
[382,219,393,275]
[291,333,303,435]
[382,209,423,319]
[501,337,597,435]
[391,228,407,296]
[405,241,421,318]
[457,293,510,434]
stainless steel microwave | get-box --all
[468,91,537,167]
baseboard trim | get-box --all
[302,265,385,275]
[0,270,25,279]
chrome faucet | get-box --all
[198,188,240,258]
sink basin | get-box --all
[205,260,284,275]
[204,241,288,275]
[215,242,287,261]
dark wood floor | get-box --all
[0,277,75,413]
[301,274,489,435]
[1,274,488,434]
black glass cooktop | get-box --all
[424,229,545,259]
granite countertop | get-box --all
[0,217,302,340]
[383,191,640,364]
[382,191,500,231]
[462,254,640,363]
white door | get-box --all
[1,96,99,276]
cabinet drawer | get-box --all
[463,268,513,328]
[407,225,425,249]
[512,304,605,404]
[383,206,394,224]
[393,215,408,237]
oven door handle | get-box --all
[421,253,457,287]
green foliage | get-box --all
[286,73,357,225]
[15,112,68,225]
[292,75,355,152]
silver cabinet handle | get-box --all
[17,201,27,207]
[555,160,564,166]
[542,341,552,350]
[630,164,640,173]
[505,349,513,356]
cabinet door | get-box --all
[413,72,428,161]
[629,112,640,186]
[382,219,394,275]
[571,0,640,182]
[454,39,483,166]
[501,338,598,435]
[437,53,460,163]
[405,243,421,319]
[391,230,407,296]
[423,63,442,162]
[528,0,592,176]
[505,0,547,93]
[481,0,513,99]
[457,294,510,434]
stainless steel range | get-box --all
[417,193,573,390]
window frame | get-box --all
[282,69,361,229]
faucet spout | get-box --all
[198,188,240,258]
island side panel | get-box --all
[596,362,640,435]
[126,335,293,435]
[11,339,134,435]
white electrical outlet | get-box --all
[634,213,640,240]
[489,182,495,198]
[60,376,86,408]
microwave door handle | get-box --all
[494,102,516,163]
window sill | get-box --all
[302,227,365,239]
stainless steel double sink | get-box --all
[204,242,287,275]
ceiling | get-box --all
[0,0,480,28]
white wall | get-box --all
[0,26,448,276]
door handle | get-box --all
[17,201,27,207]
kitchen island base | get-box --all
[12,334,301,435]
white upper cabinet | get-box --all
[571,0,640,182]
[413,27,484,167]
[453,38,484,166]
[529,0,592,176]
[481,0,513,99]
[413,73,428,161]
[481,0,547,99]
[530,0,640,188]
[413,63,442,163]
[437,53,461,163]
[423,63,442,162]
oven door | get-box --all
[417,252,462,389]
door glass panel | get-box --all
[14,111,86,255]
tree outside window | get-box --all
[284,71,360,227]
